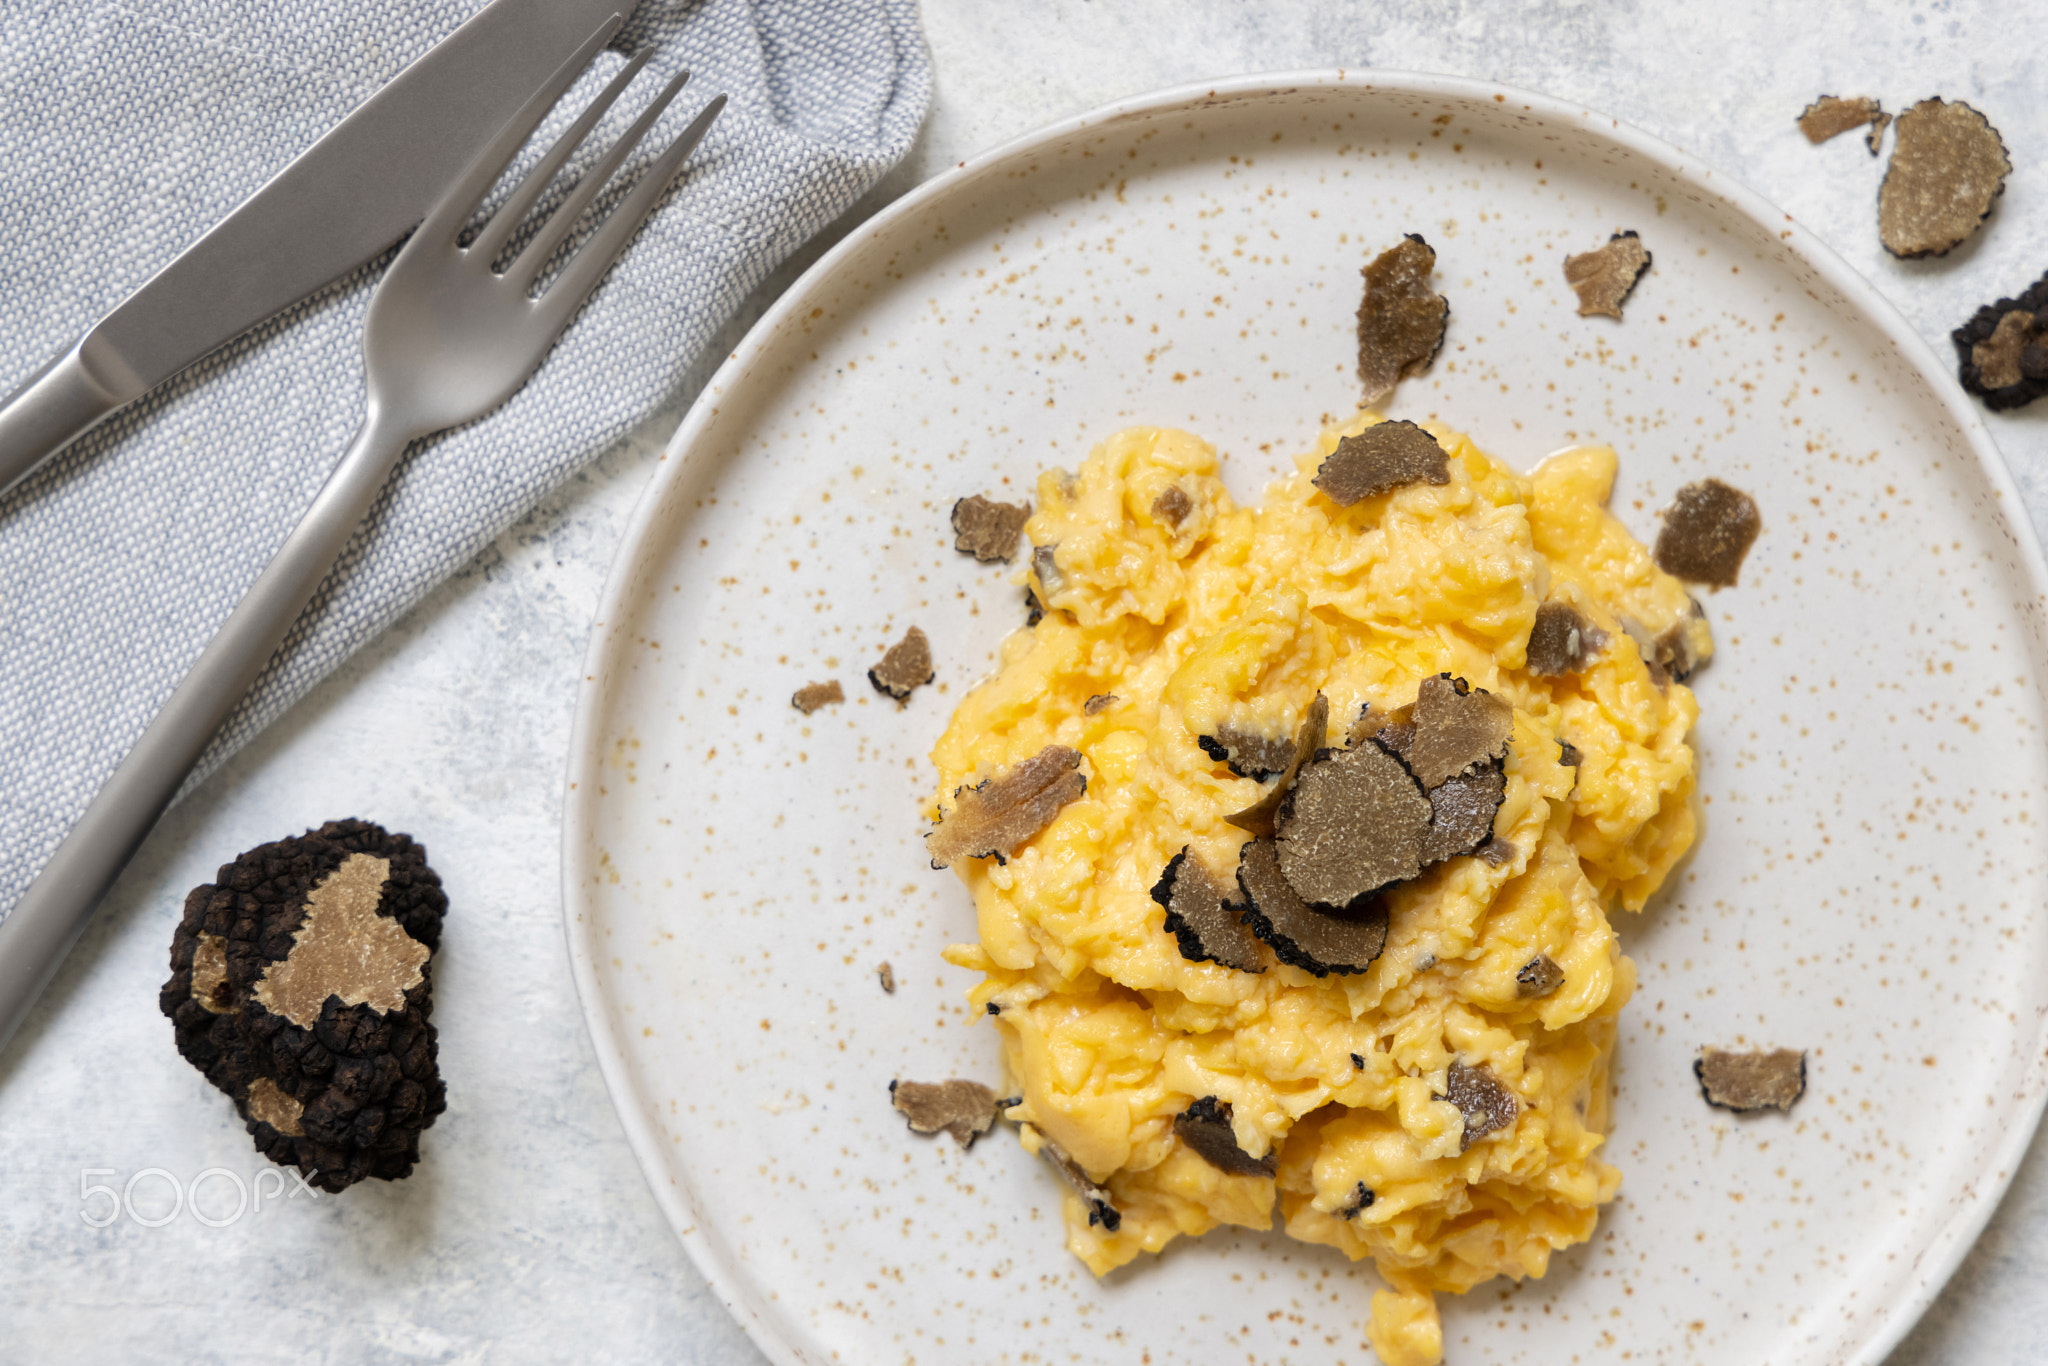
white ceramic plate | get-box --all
[564,72,2048,1365]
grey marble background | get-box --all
[4,1,2046,1361]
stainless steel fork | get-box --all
[0,15,725,1051]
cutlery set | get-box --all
[0,3,725,1049]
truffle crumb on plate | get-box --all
[160,818,447,1194]
[877,961,895,994]
[1879,98,2011,259]
[891,1078,1002,1147]
[868,626,934,701]
[1797,95,1885,145]
[791,680,844,714]
[1564,231,1652,319]
[1441,1060,1519,1149]
[1356,234,1449,403]
[1953,270,2048,411]
[1313,421,1452,507]
[950,494,1031,563]
[1655,479,1761,588]
[1695,1046,1808,1112]
[926,744,1087,868]
[1151,847,1265,973]
[1173,1096,1276,1176]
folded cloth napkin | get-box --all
[0,0,930,914]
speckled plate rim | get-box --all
[562,68,2048,1366]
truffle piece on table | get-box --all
[1151,847,1265,973]
[1564,231,1652,320]
[868,626,934,701]
[1173,1096,1276,1176]
[1695,1047,1807,1112]
[1313,421,1452,507]
[890,1078,1002,1147]
[1222,693,1330,837]
[1953,270,2048,412]
[1234,837,1390,977]
[926,745,1087,868]
[1654,480,1761,588]
[1440,1060,1519,1149]
[950,494,1031,563]
[160,818,447,1194]
[1797,95,1885,145]
[1356,234,1449,403]
[1879,98,2011,259]
[1525,602,1610,678]
[791,680,844,714]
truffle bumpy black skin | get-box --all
[160,819,447,1194]
[1953,269,2048,412]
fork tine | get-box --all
[512,68,695,286]
[468,47,653,263]
[416,12,625,247]
[534,94,726,325]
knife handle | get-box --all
[0,341,135,501]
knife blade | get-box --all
[0,0,627,499]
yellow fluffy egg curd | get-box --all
[930,414,1703,1365]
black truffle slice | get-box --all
[791,680,844,714]
[1558,739,1581,768]
[1475,838,1518,867]
[1338,1181,1376,1219]
[1880,98,2011,259]
[1031,543,1064,594]
[926,745,1087,868]
[1515,954,1565,999]
[1234,838,1390,977]
[1029,1126,1121,1230]
[1797,95,1885,145]
[1276,742,1431,905]
[1440,1060,1518,1150]
[1525,602,1609,677]
[1152,484,1193,527]
[878,961,895,993]
[868,626,935,700]
[161,818,447,1194]
[1954,270,2048,412]
[1198,724,1298,780]
[1173,1096,1275,1177]
[1024,587,1046,626]
[1083,693,1118,716]
[1357,234,1449,403]
[951,494,1032,563]
[1152,848,1265,973]
[1313,421,1452,508]
[1654,480,1761,588]
[1418,762,1506,865]
[1407,674,1514,790]
[1564,232,1651,320]
[1695,1047,1807,1113]
[1223,694,1330,837]
[890,1078,1002,1147]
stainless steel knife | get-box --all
[0,0,627,499]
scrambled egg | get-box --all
[930,414,1702,1364]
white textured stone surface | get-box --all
[3,2,2045,1362]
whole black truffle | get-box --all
[160,818,447,1194]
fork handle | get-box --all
[0,401,417,1054]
